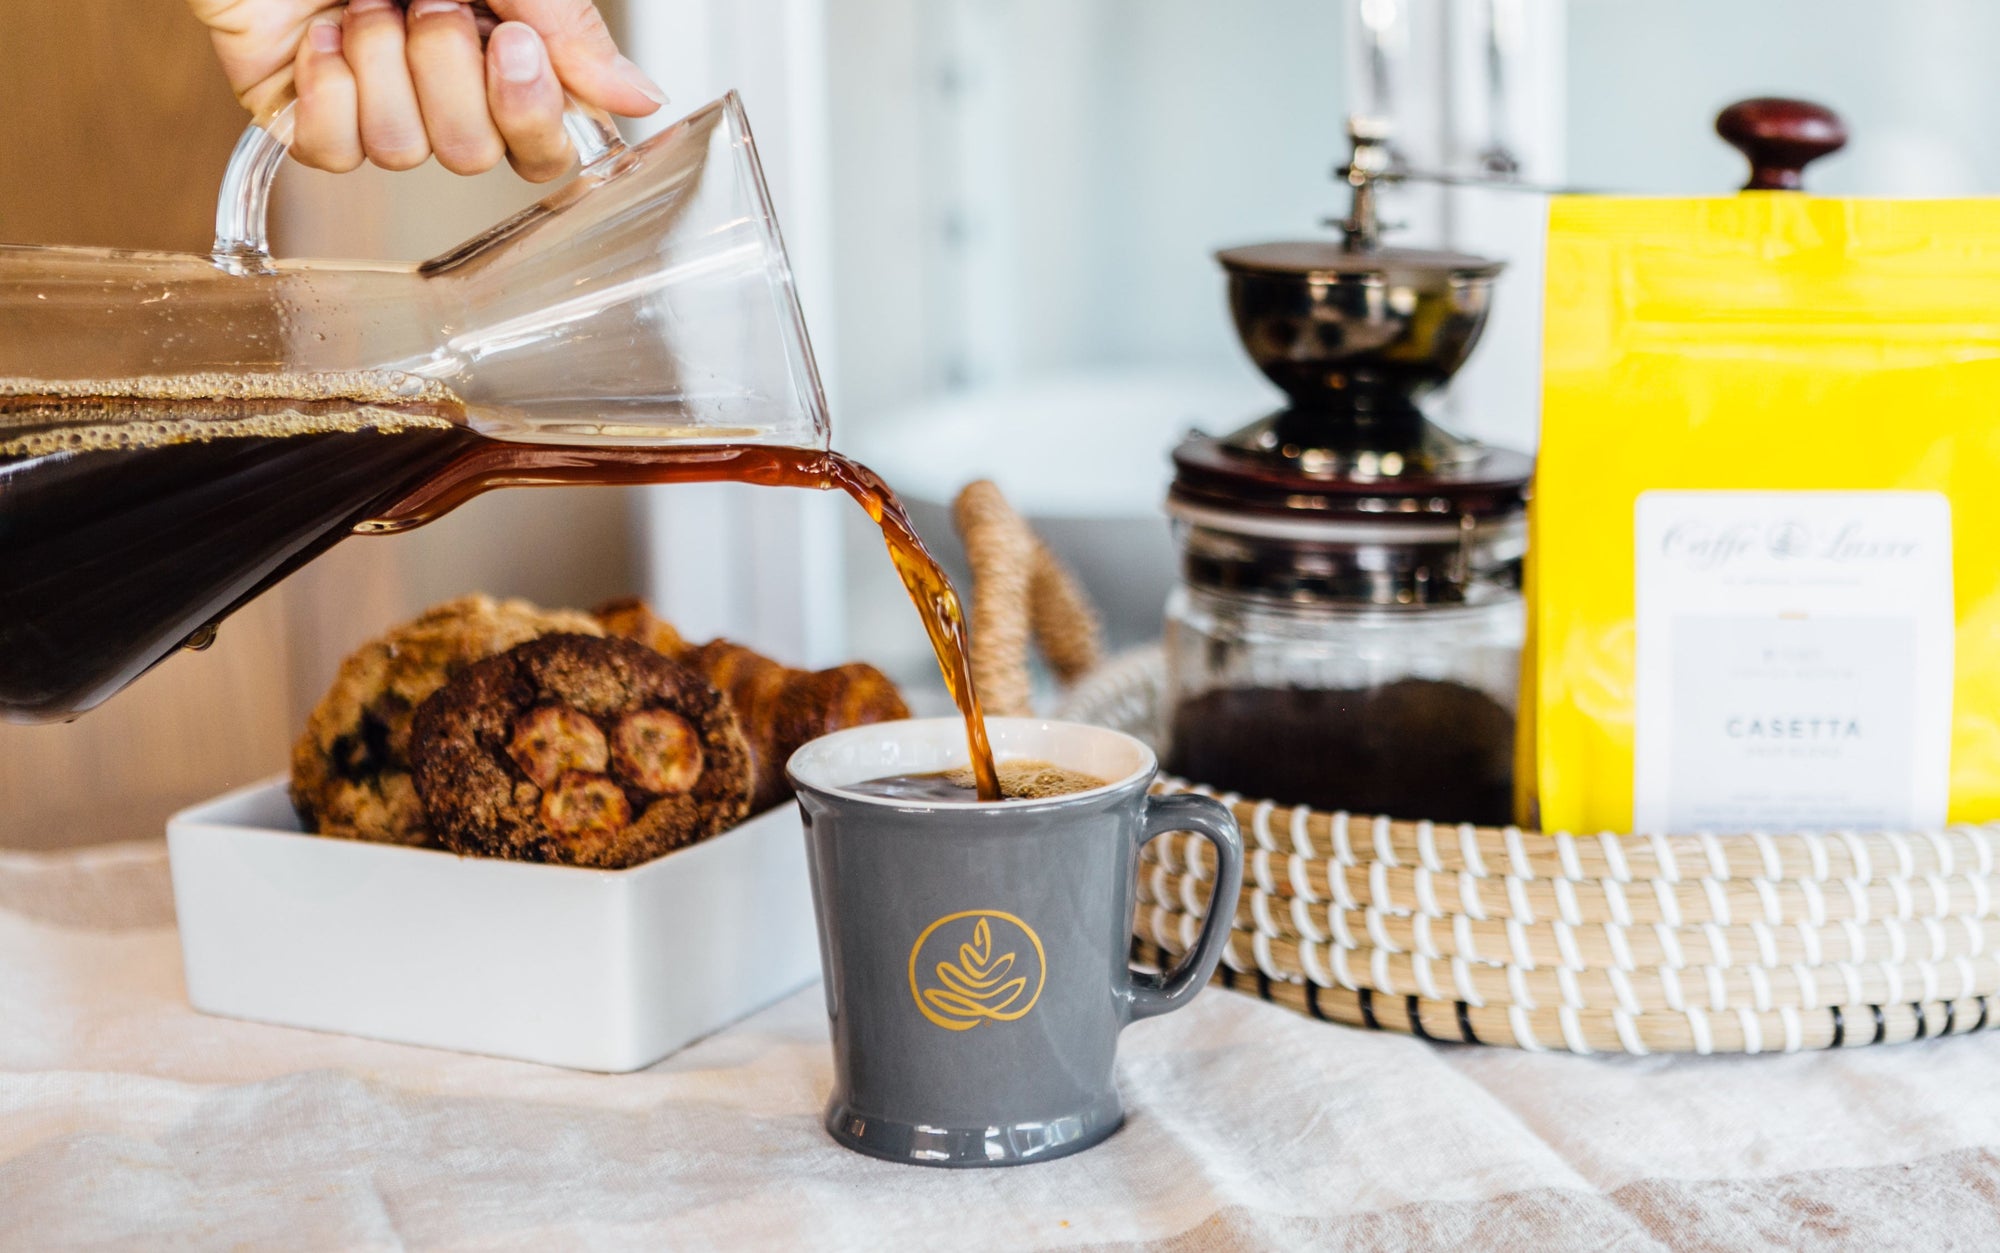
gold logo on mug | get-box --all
[908,910,1047,1031]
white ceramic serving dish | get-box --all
[167,779,819,1072]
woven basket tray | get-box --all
[1060,647,2000,1055]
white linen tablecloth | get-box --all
[6,840,2000,1251]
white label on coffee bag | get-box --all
[1633,491,1953,834]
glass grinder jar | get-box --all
[1162,119,1530,826]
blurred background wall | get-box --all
[815,0,2000,685]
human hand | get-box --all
[188,0,666,181]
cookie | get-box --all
[290,595,605,846]
[408,634,753,868]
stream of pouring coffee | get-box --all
[365,438,1003,801]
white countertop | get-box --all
[6,839,2000,1250]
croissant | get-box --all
[595,598,910,812]
[593,597,688,660]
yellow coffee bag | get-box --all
[1530,195,2000,834]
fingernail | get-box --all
[612,55,668,107]
[308,17,342,53]
[409,0,463,16]
[495,27,543,85]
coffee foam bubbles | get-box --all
[0,370,459,405]
[942,758,1109,800]
[0,371,465,458]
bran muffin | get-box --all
[408,633,752,868]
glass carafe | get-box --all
[0,93,827,722]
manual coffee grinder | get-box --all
[1162,117,1531,826]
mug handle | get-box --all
[1125,793,1245,1022]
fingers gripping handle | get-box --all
[213,75,627,263]
[1126,794,1244,1022]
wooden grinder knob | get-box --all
[1715,97,1847,191]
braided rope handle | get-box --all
[951,481,1105,717]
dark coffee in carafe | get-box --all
[0,374,475,720]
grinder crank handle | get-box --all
[1343,96,1847,199]
[1715,97,1848,191]
[213,0,632,265]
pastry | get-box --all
[592,596,689,659]
[595,599,911,812]
[289,594,604,846]
[408,633,753,868]
[692,645,912,813]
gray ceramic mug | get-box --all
[787,717,1245,1168]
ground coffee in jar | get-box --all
[1161,427,1528,826]
[1159,493,1527,826]
[1167,680,1515,826]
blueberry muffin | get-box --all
[290,595,604,846]
[408,633,753,868]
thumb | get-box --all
[483,0,665,117]
[187,0,334,114]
